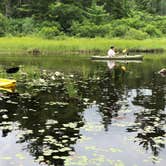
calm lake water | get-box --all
[0,54,166,166]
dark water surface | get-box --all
[0,54,165,166]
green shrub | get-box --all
[39,26,61,39]
[125,28,149,40]
[22,18,35,35]
[143,25,162,37]
[0,13,6,37]
[6,18,36,36]
[71,22,110,38]
[39,21,61,30]
[153,17,166,34]
[7,19,24,36]
[126,17,146,29]
[111,25,128,37]
[49,3,84,32]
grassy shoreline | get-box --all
[0,37,166,55]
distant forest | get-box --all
[0,0,166,39]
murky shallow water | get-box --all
[0,54,166,166]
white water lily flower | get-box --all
[0,109,8,113]
[39,78,45,83]
[51,75,55,80]
[38,129,45,133]
[63,122,77,128]
[83,98,89,102]
[93,100,96,104]
[45,119,58,125]
[22,116,28,119]
[69,74,74,78]
[55,71,61,76]
[2,114,8,119]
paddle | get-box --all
[5,67,20,74]
[122,48,127,54]
[116,48,127,56]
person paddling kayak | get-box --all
[108,46,116,57]
[107,46,127,58]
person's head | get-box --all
[110,46,115,50]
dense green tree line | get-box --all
[0,0,166,38]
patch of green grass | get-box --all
[0,37,166,54]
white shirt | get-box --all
[107,61,115,70]
[108,49,115,57]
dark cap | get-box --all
[110,46,114,49]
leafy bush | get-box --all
[7,19,22,35]
[143,25,162,37]
[39,26,61,39]
[71,22,109,38]
[125,28,149,40]
[152,17,166,35]
[111,25,128,37]
[49,3,84,32]
[0,13,6,36]
[5,17,37,36]
[125,17,145,29]
[22,18,35,34]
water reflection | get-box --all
[0,74,85,165]
[127,73,166,157]
[0,55,165,165]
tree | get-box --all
[103,0,131,19]
[49,2,84,32]
[84,0,109,24]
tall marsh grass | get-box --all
[0,37,166,54]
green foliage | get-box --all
[152,16,166,34]
[0,37,166,54]
[0,13,6,36]
[135,0,166,15]
[111,25,128,37]
[125,28,149,40]
[0,0,165,38]
[71,22,109,38]
[49,3,84,32]
[125,15,146,29]
[84,4,109,24]
[143,25,162,37]
[39,26,61,39]
[104,0,130,19]
[21,17,35,35]
[7,19,24,36]
[6,18,35,36]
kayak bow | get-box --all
[0,79,16,89]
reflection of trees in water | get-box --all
[127,74,166,157]
[1,65,165,164]
[75,68,126,131]
[1,68,126,165]
[0,81,85,166]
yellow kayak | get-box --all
[0,79,16,89]
[0,87,15,93]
